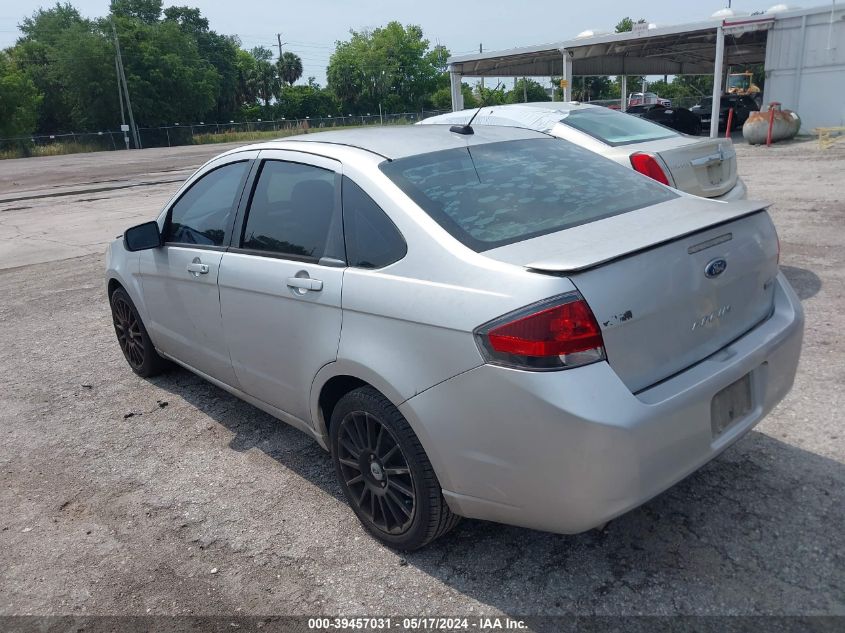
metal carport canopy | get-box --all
[446,16,771,137]
[448,18,769,78]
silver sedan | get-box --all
[421,102,747,201]
[106,124,802,550]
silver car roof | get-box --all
[419,102,602,135]
[257,124,550,160]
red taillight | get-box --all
[475,293,605,371]
[630,152,670,186]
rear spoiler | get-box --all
[484,197,770,274]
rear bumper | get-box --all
[400,272,803,534]
[713,176,748,201]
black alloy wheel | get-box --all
[336,410,417,535]
[110,287,168,378]
[330,386,460,550]
[112,293,144,370]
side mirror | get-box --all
[124,221,162,252]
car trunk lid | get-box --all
[483,198,779,392]
[650,136,738,198]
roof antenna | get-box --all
[450,81,501,135]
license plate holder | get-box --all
[711,373,752,437]
[707,162,724,185]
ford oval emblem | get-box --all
[705,258,728,278]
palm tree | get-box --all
[278,51,303,86]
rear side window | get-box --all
[241,160,341,261]
[380,138,677,252]
[166,161,249,246]
[342,176,406,269]
[562,107,677,146]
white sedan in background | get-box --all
[421,102,747,201]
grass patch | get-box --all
[0,141,108,160]
[189,124,368,145]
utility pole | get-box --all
[479,43,484,90]
[276,33,288,92]
[112,21,141,149]
[114,55,129,150]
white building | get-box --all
[764,5,845,131]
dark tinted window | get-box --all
[380,138,677,252]
[342,176,406,269]
[242,160,339,261]
[166,161,249,246]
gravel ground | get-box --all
[0,137,843,619]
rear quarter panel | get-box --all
[309,159,579,443]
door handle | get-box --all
[286,277,323,291]
[187,262,209,275]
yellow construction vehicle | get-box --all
[727,71,761,96]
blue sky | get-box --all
[1,0,781,84]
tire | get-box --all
[330,386,460,550]
[110,287,169,378]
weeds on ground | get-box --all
[0,141,106,160]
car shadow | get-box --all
[780,264,822,301]
[151,369,844,617]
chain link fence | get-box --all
[0,110,451,159]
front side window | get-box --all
[380,138,677,252]
[165,161,249,246]
[342,176,406,269]
[241,160,339,261]
[562,107,677,146]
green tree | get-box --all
[430,82,476,110]
[15,3,106,132]
[162,5,207,31]
[276,79,339,119]
[110,0,162,24]
[164,6,240,121]
[12,2,233,132]
[250,46,277,106]
[250,45,273,62]
[0,51,41,138]
[278,51,303,86]
[110,15,219,125]
[673,74,713,97]
[555,75,618,102]
[615,17,646,33]
[506,78,550,103]
[235,48,259,108]
[476,84,507,106]
[327,22,442,114]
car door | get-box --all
[218,150,345,424]
[139,153,255,386]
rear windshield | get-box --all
[561,107,677,146]
[379,138,677,252]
